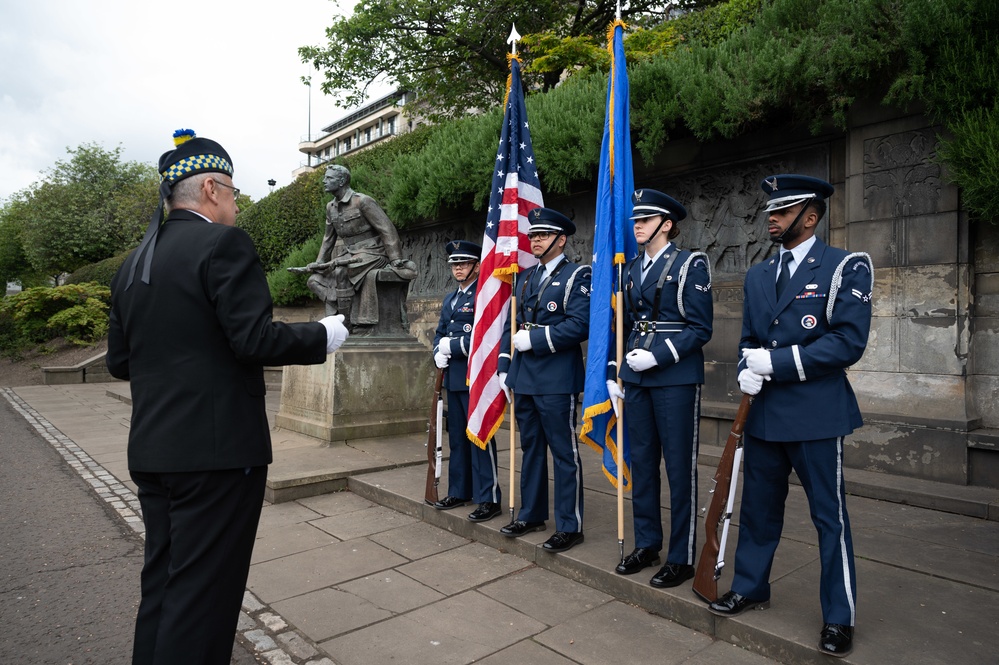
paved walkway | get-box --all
[3,382,998,665]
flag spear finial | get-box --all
[507,24,521,55]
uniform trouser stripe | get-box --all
[835,436,857,625]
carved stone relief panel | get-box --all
[400,227,461,297]
[863,129,942,219]
[655,148,830,284]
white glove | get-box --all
[437,337,453,358]
[498,372,511,400]
[626,348,658,372]
[743,348,774,376]
[319,314,349,353]
[738,368,770,395]
[513,329,533,352]
[606,380,625,418]
[434,351,449,369]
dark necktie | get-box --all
[775,252,794,298]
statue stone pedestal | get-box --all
[276,335,434,443]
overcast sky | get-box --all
[0,0,386,203]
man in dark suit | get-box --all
[707,175,873,658]
[432,240,502,521]
[107,130,349,665]
[498,208,591,553]
[607,189,713,588]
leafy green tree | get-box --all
[3,144,158,280]
[299,0,675,120]
[1,198,48,288]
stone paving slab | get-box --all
[319,590,548,665]
[397,542,532,596]
[310,503,420,540]
[250,522,340,565]
[475,639,578,665]
[248,538,408,603]
[535,599,714,665]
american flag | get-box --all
[466,56,542,448]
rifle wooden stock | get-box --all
[424,369,445,505]
[692,394,753,602]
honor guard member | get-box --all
[606,189,713,588]
[432,240,502,522]
[708,175,873,658]
[498,208,591,553]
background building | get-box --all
[294,90,424,177]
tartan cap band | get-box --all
[161,154,233,183]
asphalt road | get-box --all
[0,395,260,664]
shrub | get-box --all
[65,251,131,288]
[0,283,112,352]
[266,234,324,306]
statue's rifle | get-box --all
[692,394,753,603]
[285,255,363,274]
[424,369,445,505]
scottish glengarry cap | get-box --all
[761,174,834,212]
[126,129,234,289]
[158,129,233,185]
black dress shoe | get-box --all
[649,562,694,588]
[499,520,546,537]
[818,623,853,657]
[615,548,661,575]
[433,496,470,510]
[467,502,501,522]
[542,531,584,552]
[708,590,770,616]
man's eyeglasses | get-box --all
[527,231,556,241]
[214,181,241,200]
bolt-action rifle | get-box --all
[424,369,445,505]
[692,394,753,603]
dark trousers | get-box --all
[624,384,700,563]
[446,390,501,504]
[731,434,857,626]
[514,393,583,532]
[130,466,267,665]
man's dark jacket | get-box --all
[107,210,327,472]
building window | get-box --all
[364,127,372,143]
[388,116,396,135]
[343,137,351,152]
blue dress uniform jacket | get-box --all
[739,239,872,441]
[499,259,591,393]
[613,246,713,563]
[433,282,477,393]
[432,280,501,503]
[732,237,873,627]
[499,257,591,532]
[615,247,713,386]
